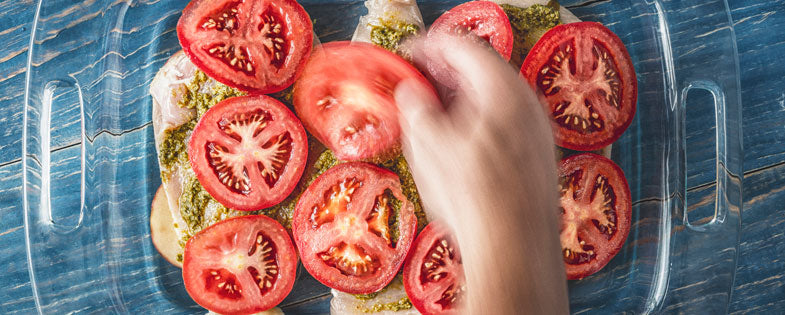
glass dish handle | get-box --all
[681,80,734,232]
[22,1,129,313]
[650,0,743,313]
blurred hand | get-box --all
[395,35,569,315]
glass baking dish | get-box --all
[18,0,742,313]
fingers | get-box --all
[440,36,522,99]
[394,78,451,180]
[395,79,464,221]
[395,79,449,139]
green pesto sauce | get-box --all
[158,70,247,245]
[370,18,419,54]
[174,70,246,117]
[353,292,380,301]
[159,70,245,180]
[384,189,403,245]
[380,155,428,231]
[309,146,341,186]
[502,1,561,68]
[159,120,196,176]
[360,297,413,313]
[179,175,226,232]
[352,277,413,312]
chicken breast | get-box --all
[151,51,240,256]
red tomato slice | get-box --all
[521,22,637,151]
[558,153,631,280]
[292,162,418,294]
[428,1,513,61]
[293,41,436,162]
[403,221,465,315]
[189,95,308,211]
[177,0,313,93]
[183,215,297,314]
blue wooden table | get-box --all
[0,0,783,313]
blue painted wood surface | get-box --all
[0,0,783,313]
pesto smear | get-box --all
[159,70,245,181]
[502,1,561,68]
[362,297,412,313]
[370,18,419,55]
[379,154,428,230]
[158,70,247,255]
[352,276,414,312]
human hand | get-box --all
[395,35,568,314]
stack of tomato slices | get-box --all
[161,0,638,313]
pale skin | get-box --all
[395,35,569,314]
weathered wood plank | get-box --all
[729,163,785,314]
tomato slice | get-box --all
[293,41,436,162]
[189,95,308,211]
[403,221,465,315]
[428,1,513,61]
[177,0,313,93]
[183,215,297,314]
[558,153,631,280]
[521,22,637,151]
[292,162,418,294]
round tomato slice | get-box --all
[189,95,308,211]
[183,215,297,314]
[403,221,465,315]
[177,0,313,93]
[521,22,637,151]
[428,1,513,61]
[558,153,631,280]
[293,41,436,162]
[292,162,418,294]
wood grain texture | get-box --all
[726,1,785,313]
[0,0,782,313]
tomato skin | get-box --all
[429,1,514,61]
[183,215,297,314]
[189,95,308,211]
[521,22,637,151]
[293,41,436,162]
[557,153,631,280]
[403,221,465,315]
[177,0,313,93]
[292,162,418,294]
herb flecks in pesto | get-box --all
[160,70,245,177]
[310,147,341,185]
[384,189,403,245]
[380,155,428,230]
[159,70,248,243]
[175,70,246,117]
[353,292,379,301]
[502,2,561,68]
[159,120,196,176]
[370,18,419,54]
[180,175,225,232]
[360,297,413,313]
[352,277,413,312]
